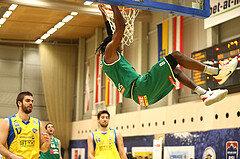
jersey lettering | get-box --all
[168,75,175,85]
[51,143,56,148]
[159,61,165,66]
[118,83,125,95]
[15,127,22,134]
[137,95,149,106]
[20,140,35,147]
[96,137,101,143]
[32,128,38,134]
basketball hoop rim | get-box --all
[100,3,136,12]
[99,3,139,46]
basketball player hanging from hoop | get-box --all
[96,5,238,106]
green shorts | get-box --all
[131,57,176,106]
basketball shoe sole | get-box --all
[201,89,228,106]
[214,57,238,85]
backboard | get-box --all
[84,0,210,19]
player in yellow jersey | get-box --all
[88,110,127,159]
[0,91,51,159]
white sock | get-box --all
[194,86,207,95]
[203,65,219,75]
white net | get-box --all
[101,6,139,46]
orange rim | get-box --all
[100,3,135,12]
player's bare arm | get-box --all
[98,4,108,22]
[116,131,127,159]
[40,122,51,153]
[57,139,62,159]
[0,119,24,159]
[87,133,96,159]
[99,4,113,36]
[105,5,125,64]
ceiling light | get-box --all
[9,4,18,11]
[54,22,65,29]
[36,11,78,43]
[84,1,93,5]
[71,12,78,16]
[62,15,73,23]
[0,18,6,25]
[3,11,12,18]
[47,28,57,34]
[41,33,50,40]
[35,39,43,44]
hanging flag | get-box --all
[84,60,90,112]
[105,75,112,106]
[173,16,184,89]
[158,20,168,61]
[95,53,101,104]
[116,88,123,104]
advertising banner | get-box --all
[226,141,238,159]
[153,139,162,159]
[165,128,240,158]
[204,0,240,29]
[71,148,85,159]
[164,146,194,159]
[132,147,153,159]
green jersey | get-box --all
[40,137,61,159]
[101,52,140,98]
[101,52,176,106]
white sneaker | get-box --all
[213,57,238,85]
[200,88,228,106]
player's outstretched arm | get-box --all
[98,4,113,36]
[87,133,96,159]
[105,5,125,63]
[40,122,51,153]
[116,131,127,159]
[0,119,24,159]
[98,4,108,22]
[58,139,63,159]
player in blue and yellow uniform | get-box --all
[0,91,51,159]
[88,110,127,159]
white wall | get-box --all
[82,36,96,120]
[71,92,240,140]
[0,44,48,121]
[23,47,47,120]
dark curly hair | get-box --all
[95,35,112,56]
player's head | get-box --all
[96,35,123,56]
[16,91,33,114]
[97,110,110,128]
[95,35,112,56]
[45,123,55,135]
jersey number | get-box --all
[96,138,101,143]
[159,61,165,66]
[15,127,22,134]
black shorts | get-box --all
[165,54,178,78]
